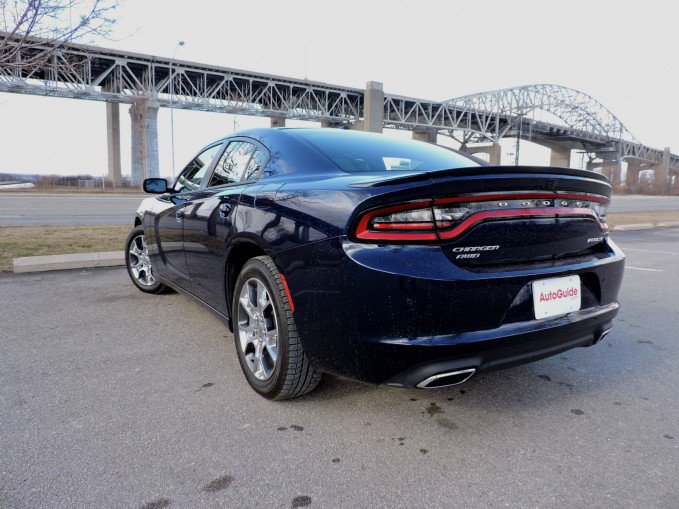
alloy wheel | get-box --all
[237,277,279,381]
[128,234,156,286]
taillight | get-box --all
[353,192,609,242]
[354,201,437,241]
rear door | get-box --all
[154,143,222,282]
[182,139,269,312]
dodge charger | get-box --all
[126,128,625,399]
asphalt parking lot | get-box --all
[1,229,677,508]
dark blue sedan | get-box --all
[126,128,625,399]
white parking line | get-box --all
[619,247,679,255]
[625,266,663,272]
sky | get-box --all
[1,0,677,177]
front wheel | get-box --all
[233,256,321,400]
[125,226,169,294]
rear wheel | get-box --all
[233,256,321,400]
[125,226,169,294]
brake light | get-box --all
[353,192,609,242]
[354,201,438,241]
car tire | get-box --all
[232,255,322,400]
[125,226,170,294]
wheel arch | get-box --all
[224,236,276,330]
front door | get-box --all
[154,143,222,282]
[183,139,269,313]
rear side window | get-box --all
[208,141,257,187]
[288,129,478,173]
[243,148,266,181]
[174,144,222,192]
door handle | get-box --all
[219,203,231,216]
[176,210,184,223]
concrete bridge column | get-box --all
[653,147,671,194]
[362,81,384,133]
[412,130,437,144]
[670,175,679,194]
[130,99,160,187]
[601,160,622,190]
[106,102,122,186]
[549,146,571,168]
[461,143,502,165]
[270,116,286,128]
[625,161,643,193]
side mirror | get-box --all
[143,178,168,194]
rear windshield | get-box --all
[288,129,479,173]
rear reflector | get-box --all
[279,274,295,313]
[354,192,609,242]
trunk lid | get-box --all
[428,167,610,266]
[353,166,611,266]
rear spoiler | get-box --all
[353,166,611,189]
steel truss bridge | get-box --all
[1,31,676,190]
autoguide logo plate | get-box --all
[531,275,582,319]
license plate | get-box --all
[532,275,581,319]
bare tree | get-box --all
[0,0,118,70]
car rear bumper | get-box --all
[382,302,616,388]
[274,236,625,385]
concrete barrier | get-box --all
[13,251,124,273]
[611,223,655,231]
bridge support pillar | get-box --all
[106,102,122,186]
[270,116,286,128]
[412,130,437,144]
[653,147,671,194]
[461,143,502,165]
[601,160,622,190]
[362,81,384,133]
[130,99,160,187]
[671,174,679,194]
[549,146,571,167]
[625,161,643,193]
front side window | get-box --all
[208,141,257,187]
[174,144,222,192]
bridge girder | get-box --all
[0,31,676,174]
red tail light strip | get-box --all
[372,222,434,230]
[436,207,600,240]
[354,192,609,242]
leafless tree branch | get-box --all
[0,0,118,72]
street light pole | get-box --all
[169,41,185,179]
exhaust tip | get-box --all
[417,368,476,389]
[597,327,612,342]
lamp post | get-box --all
[169,41,185,178]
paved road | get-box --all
[609,194,679,213]
[0,192,677,227]
[0,193,144,226]
[1,230,678,508]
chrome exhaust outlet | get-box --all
[597,328,612,342]
[417,368,476,389]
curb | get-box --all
[611,223,656,231]
[13,251,124,274]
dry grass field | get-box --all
[0,225,130,272]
